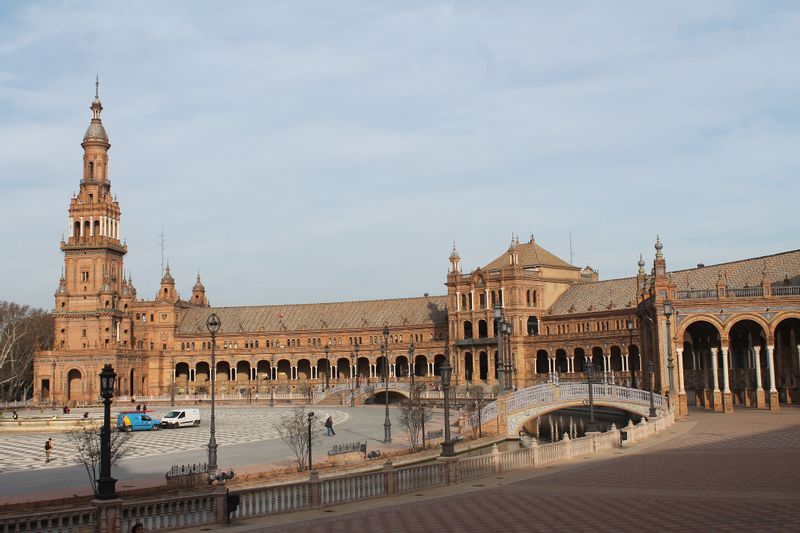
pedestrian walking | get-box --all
[136,403,141,412]
[142,403,147,412]
[44,438,54,463]
[325,416,335,436]
[12,410,18,420]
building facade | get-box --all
[33,93,800,416]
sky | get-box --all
[1,1,799,310]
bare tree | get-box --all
[273,408,323,471]
[68,427,132,496]
[0,301,53,401]
[398,384,433,450]
[465,385,485,438]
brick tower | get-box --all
[55,78,129,351]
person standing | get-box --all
[45,438,54,463]
[325,416,335,436]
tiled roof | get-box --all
[548,277,638,316]
[483,240,577,271]
[177,295,448,335]
[669,249,800,290]
[547,249,800,316]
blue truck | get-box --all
[116,411,161,432]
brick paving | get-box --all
[216,407,800,533]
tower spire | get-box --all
[95,70,99,100]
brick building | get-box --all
[33,92,800,415]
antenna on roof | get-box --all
[159,226,166,275]
[569,230,575,266]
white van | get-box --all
[160,408,201,428]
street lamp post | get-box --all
[494,305,505,394]
[307,411,315,471]
[626,319,636,388]
[408,342,415,387]
[382,326,392,443]
[584,361,598,433]
[170,357,176,407]
[663,300,675,399]
[504,322,513,391]
[51,361,56,408]
[351,342,358,407]
[647,359,657,418]
[323,344,330,390]
[440,351,455,457]
[206,313,221,473]
[97,364,117,500]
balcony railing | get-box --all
[676,285,799,300]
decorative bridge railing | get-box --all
[479,382,667,425]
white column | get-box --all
[100,216,104,236]
[500,288,505,307]
[755,347,764,391]
[470,289,475,310]
[766,345,777,392]
[117,219,121,239]
[332,366,337,380]
[721,347,730,392]
[89,217,94,236]
[69,217,74,237]
[456,292,461,311]
[677,348,685,393]
[711,349,720,391]
[568,357,574,373]
[485,289,489,309]
[79,217,84,236]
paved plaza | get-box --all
[0,405,425,502]
[192,408,800,533]
[0,406,348,473]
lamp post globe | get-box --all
[205,313,221,473]
[97,364,117,500]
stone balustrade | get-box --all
[0,411,674,533]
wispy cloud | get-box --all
[1,1,798,308]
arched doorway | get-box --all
[337,358,351,381]
[464,352,474,382]
[610,346,623,372]
[297,359,312,380]
[479,352,489,381]
[683,320,724,410]
[67,369,82,403]
[414,355,428,377]
[591,347,604,370]
[555,349,568,373]
[574,348,587,373]
[464,321,473,339]
[395,355,409,378]
[175,362,190,393]
[536,350,549,374]
[357,357,370,383]
[773,317,800,403]
[276,359,291,380]
[433,354,446,376]
[478,320,488,338]
[236,361,251,386]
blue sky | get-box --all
[1,1,799,310]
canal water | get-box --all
[455,407,642,458]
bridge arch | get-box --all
[508,400,652,436]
